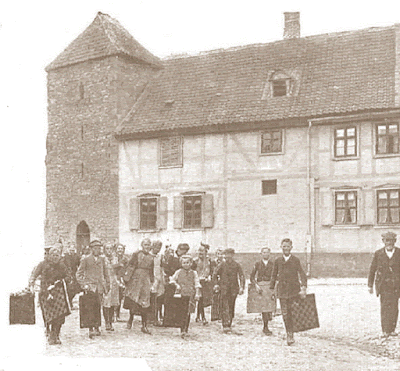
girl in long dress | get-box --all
[123,238,154,334]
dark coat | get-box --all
[76,254,110,294]
[368,247,400,297]
[212,260,245,296]
[30,259,71,292]
[115,254,130,280]
[270,255,307,299]
[250,259,274,284]
[62,254,81,276]
[161,255,180,279]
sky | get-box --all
[1,0,400,366]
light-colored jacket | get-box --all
[76,254,110,294]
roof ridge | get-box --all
[97,12,121,54]
[163,24,396,62]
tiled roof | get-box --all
[46,12,162,71]
[117,25,397,137]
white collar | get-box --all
[385,249,395,258]
[262,259,269,265]
[283,254,291,262]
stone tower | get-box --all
[45,12,162,251]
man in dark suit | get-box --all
[368,231,400,338]
[76,240,110,338]
[270,238,307,345]
[212,248,245,334]
[62,243,81,307]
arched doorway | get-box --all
[76,221,90,255]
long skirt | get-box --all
[39,280,71,326]
[103,278,119,308]
[124,268,152,309]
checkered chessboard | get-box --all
[290,293,319,333]
[40,280,71,324]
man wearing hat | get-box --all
[368,232,400,337]
[76,240,110,338]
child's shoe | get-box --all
[88,329,95,339]
[141,326,151,335]
[202,319,208,325]
[106,323,114,331]
[263,327,272,336]
[94,327,101,336]
[286,332,295,345]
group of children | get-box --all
[30,237,307,346]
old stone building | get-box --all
[45,12,162,251]
[46,12,400,275]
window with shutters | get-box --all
[140,197,157,230]
[335,191,357,225]
[377,189,400,225]
[183,195,202,229]
[129,195,168,232]
[375,123,399,155]
[334,126,357,158]
[159,136,183,167]
[174,193,214,230]
[261,129,283,154]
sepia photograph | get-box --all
[2,1,400,370]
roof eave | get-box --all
[115,107,400,141]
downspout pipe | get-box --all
[306,120,313,277]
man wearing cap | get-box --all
[76,240,110,338]
[368,232,400,337]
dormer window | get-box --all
[272,79,287,97]
[271,72,291,97]
[261,70,298,100]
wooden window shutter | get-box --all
[320,190,333,226]
[201,194,214,228]
[362,189,374,225]
[129,198,140,231]
[173,196,183,229]
[157,197,168,230]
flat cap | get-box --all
[224,248,235,255]
[382,231,397,239]
[89,240,103,247]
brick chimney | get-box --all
[284,12,300,39]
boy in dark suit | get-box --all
[368,231,400,337]
[250,246,274,335]
[212,248,245,334]
[270,238,307,345]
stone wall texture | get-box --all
[45,55,159,248]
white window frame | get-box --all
[373,122,400,158]
[332,125,359,160]
[334,190,358,226]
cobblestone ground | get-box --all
[37,279,400,370]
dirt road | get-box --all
[39,279,400,370]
